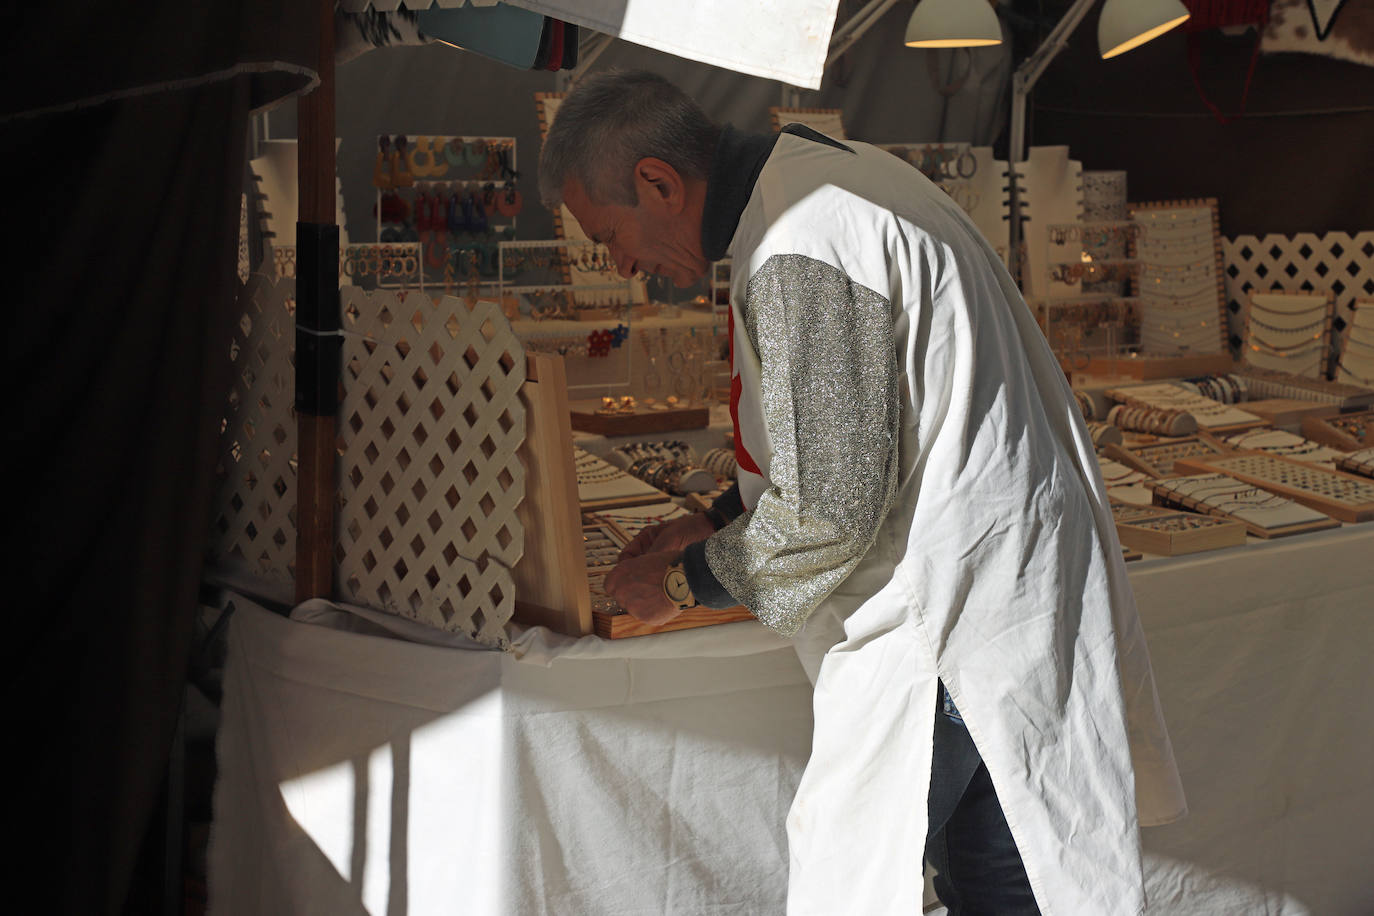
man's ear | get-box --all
[633,157,686,213]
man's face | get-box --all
[561,168,708,289]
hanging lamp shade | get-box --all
[904,0,1002,48]
[1098,0,1190,58]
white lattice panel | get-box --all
[1223,232,1374,365]
[208,273,298,587]
[337,289,526,645]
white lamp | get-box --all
[1099,0,1191,58]
[1005,0,1190,283]
[904,0,1003,48]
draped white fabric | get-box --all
[339,0,841,89]
[210,525,1374,915]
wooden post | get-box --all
[295,0,339,604]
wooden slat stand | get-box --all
[511,353,756,639]
[294,0,338,604]
[511,354,593,636]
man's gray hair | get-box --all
[539,69,720,208]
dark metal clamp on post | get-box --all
[294,222,342,417]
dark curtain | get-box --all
[1024,3,1374,236]
[2,5,316,914]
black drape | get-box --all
[3,5,316,914]
[1025,3,1374,236]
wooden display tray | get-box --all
[585,512,755,639]
[1147,484,1339,539]
[1300,410,1374,451]
[513,369,754,639]
[593,605,755,639]
[1114,508,1247,556]
[1103,437,1233,478]
[570,399,710,435]
[1241,399,1340,428]
[1336,448,1374,479]
[1173,450,1374,524]
[1076,352,1233,381]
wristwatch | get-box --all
[662,558,699,612]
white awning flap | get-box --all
[341,0,841,89]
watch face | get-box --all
[664,569,692,603]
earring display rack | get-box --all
[1103,436,1232,478]
[1241,290,1334,380]
[1336,298,1374,388]
[1016,146,1084,300]
[1172,451,1374,524]
[1037,296,1140,364]
[1148,472,1340,538]
[373,133,521,292]
[1300,409,1374,451]
[1112,505,1247,556]
[1336,447,1374,479]
[500,239,636,395]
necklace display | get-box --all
[1336,304,1374,386]
[1131,202,1224,356]
[1221,429,1343,468]
[1150,472,1328,531]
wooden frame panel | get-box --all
[511,353,593,636]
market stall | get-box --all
[197,2,1374,915]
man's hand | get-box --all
[618,512,716,562]
[605,550,685,626]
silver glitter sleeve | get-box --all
[705,253,900,636]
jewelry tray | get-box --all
[569,399,710,435]
[1110,503,1246,556]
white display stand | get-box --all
[210,526,1374,916]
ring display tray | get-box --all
[1110,503,1247,556]
[1172,451,1374,524]
[1148,472,1340,538]
[569,399,710,435]
[1103,436,1232,478]
[584,506,754,639]
[1300,410,1374,452]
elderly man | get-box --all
[539,70,1185,915]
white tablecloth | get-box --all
[210,526,1374,915]
[209,602,812,916]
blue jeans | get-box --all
[925,684,1041,915]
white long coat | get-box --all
[722,134,1187,915]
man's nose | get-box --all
[610,246,634,279]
